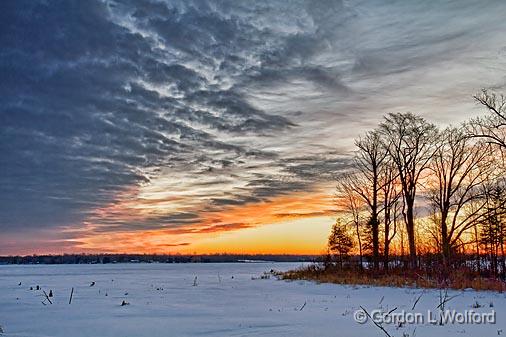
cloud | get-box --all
[194,223,251,234]
[2,0,506,252]
[156,242,191,247]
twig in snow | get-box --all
[436,287,460,326]
[299,301,307,311]
[412,292,424,310]
[387,307,397,315]
[436,291,459,309]
[42,290,53,304]
[359,306,393,337]
[69,287,74,304]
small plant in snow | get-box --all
[471,301,482,308]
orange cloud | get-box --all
[70,188,336,254]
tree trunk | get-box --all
[383,206,391,271]
[441,215,450,267]
[406,200,417,268]
[383,243,389,271]
[501,240,505,278]
[371,216,380,270]
[356,221,363,270]
[372,171,380,270]
[474,225,480,274]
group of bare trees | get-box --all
[329,91,506,276]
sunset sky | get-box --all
[2,0,506,255]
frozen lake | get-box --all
[0,263,504,337]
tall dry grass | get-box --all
[282,264,506,292]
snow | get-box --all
[0,263,505,337]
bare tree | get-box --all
[468,90,506,275]
[427,126,494,265]
[471,90,506,148]
[336,174,367,269]
[379,113,439,267]
[354,130,389,270]
[380,159,401,270]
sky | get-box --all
[1,0,506,255]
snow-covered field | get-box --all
[0,263,504,337]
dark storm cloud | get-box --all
[0,0,295,232]
[2,0,506,243]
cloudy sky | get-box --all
[1,0,506,255]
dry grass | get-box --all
[281,264,506,292]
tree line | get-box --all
[0,254,317,265]
[328,90,506,278]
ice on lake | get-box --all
[0,263,505,337]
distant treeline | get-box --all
[0,254,319,265]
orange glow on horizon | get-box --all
[67,189,337,254]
